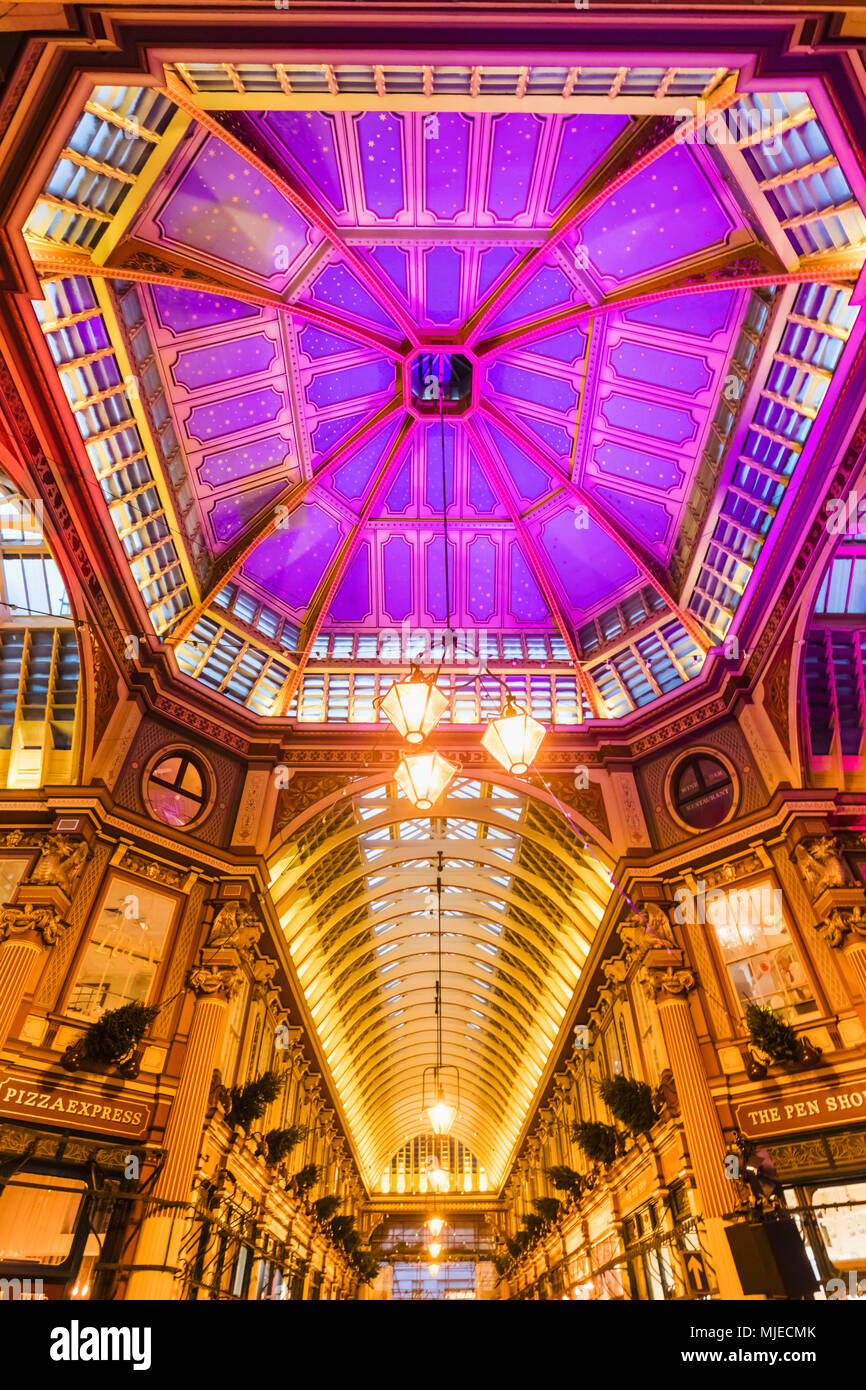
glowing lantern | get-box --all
[429,1264,440,1278]
[427,1217,445,1239]
[428,1241,442,1259]
[394,751,459,810]
[426,1089,457,1136]
[481,698,546,776]
[377,667,448,744]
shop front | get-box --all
[0,1064,156,1300]
[734,1073,866,1299]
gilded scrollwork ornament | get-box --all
[0,901,66,946]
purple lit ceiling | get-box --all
[133,110,747,636]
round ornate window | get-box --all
[142,748,213,828]
[666,751,738,831]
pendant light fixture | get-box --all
[394,749,460,810]
[376,665,449,744]
[426,1216,445,1239]
[422,851,460,1141]
[428,1241,442,1260]
[481,695,547,776]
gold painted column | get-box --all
[818,907,866,1008]
[125,958,241,1300]
[0,903,64,1051]
[643,960,745,1299]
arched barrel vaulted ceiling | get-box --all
[268,777,613,1188]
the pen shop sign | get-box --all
[735,1076,866,1139]
[0,1070,151,1139]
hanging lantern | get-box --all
[376,667,449,744]
[426,1088,457,1136]
[428,1241,442,1259]
[427,1217,445,1239]
[394,751,459,810]
[481,697,546,776]
[429,1263,440,1278]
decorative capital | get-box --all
[818,905,866,948]
[188,962,242,1001]
[28,833,90,895]
[642,964,696,1001]
[0,901,65,946]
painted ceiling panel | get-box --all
[242,502,346,610]
[538,510,640,614]
[579,145,737,284]
[152,136,317,284]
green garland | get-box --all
[598,1075,659,1134]
[745,1003,800,1064]
[312,1194,342,1222]
[293,1162,321,1197]
[227,1069,284,1132]
[80,1002,159,1063]
[532,1196,561,1224]
[545,1165,583,1198]
[264,1125,307,1165]
[571,1120,620,1166]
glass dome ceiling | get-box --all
[25,68,865,723]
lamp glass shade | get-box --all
[427,1164,449,1194]
[481,705,545,776]
[426,1096,457,1135]
[428,1241,442,1259]
[429,1264,440,1278]
[379,670,448,744]
[394,751,459,810]
[427,1217,445,1239]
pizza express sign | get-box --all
[735,1077,866,1139]
[0,1070,150,1139]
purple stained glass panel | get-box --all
[485,424,557,503]
[264,111,345,212]
[243,504,345,610]
[311,411,370,463]
[590,485,673,549]
[156,138,312,281]
[383,458,413,514]
[199,434,292,489]
[186,388,284,444]
[539,511,638,613]
[620,288,737,338]
[487,265,576,333]
[327,421,398,504]
[547,115,630,212]
[307,262,400,331]
[152,286,259,334]
[424,423,455,513]
[478,246,521,298]
[467,455,504,516]
[299,325,368,359]
[524,328,587,365]
[369,245,409,299]
[209,480,285,545]
[173,334,276,390]
[581,147,734,283]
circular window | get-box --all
[143,749,212,828]
[668,752,737,831]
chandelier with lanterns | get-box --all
[374,366,547,811]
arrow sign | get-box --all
[685,1251,709,1293]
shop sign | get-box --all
[735,1076,866,1138]
[0,1068,151,1138]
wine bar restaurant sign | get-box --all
[0,1069,151,1138]
[735,1076,866,1138]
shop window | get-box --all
[706,880,818,1022]
[812,1182,866,1272]
[0,857,28,901]
[0,1169,109,1295]
[65,875,175,1022]
[143,748,212,827]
